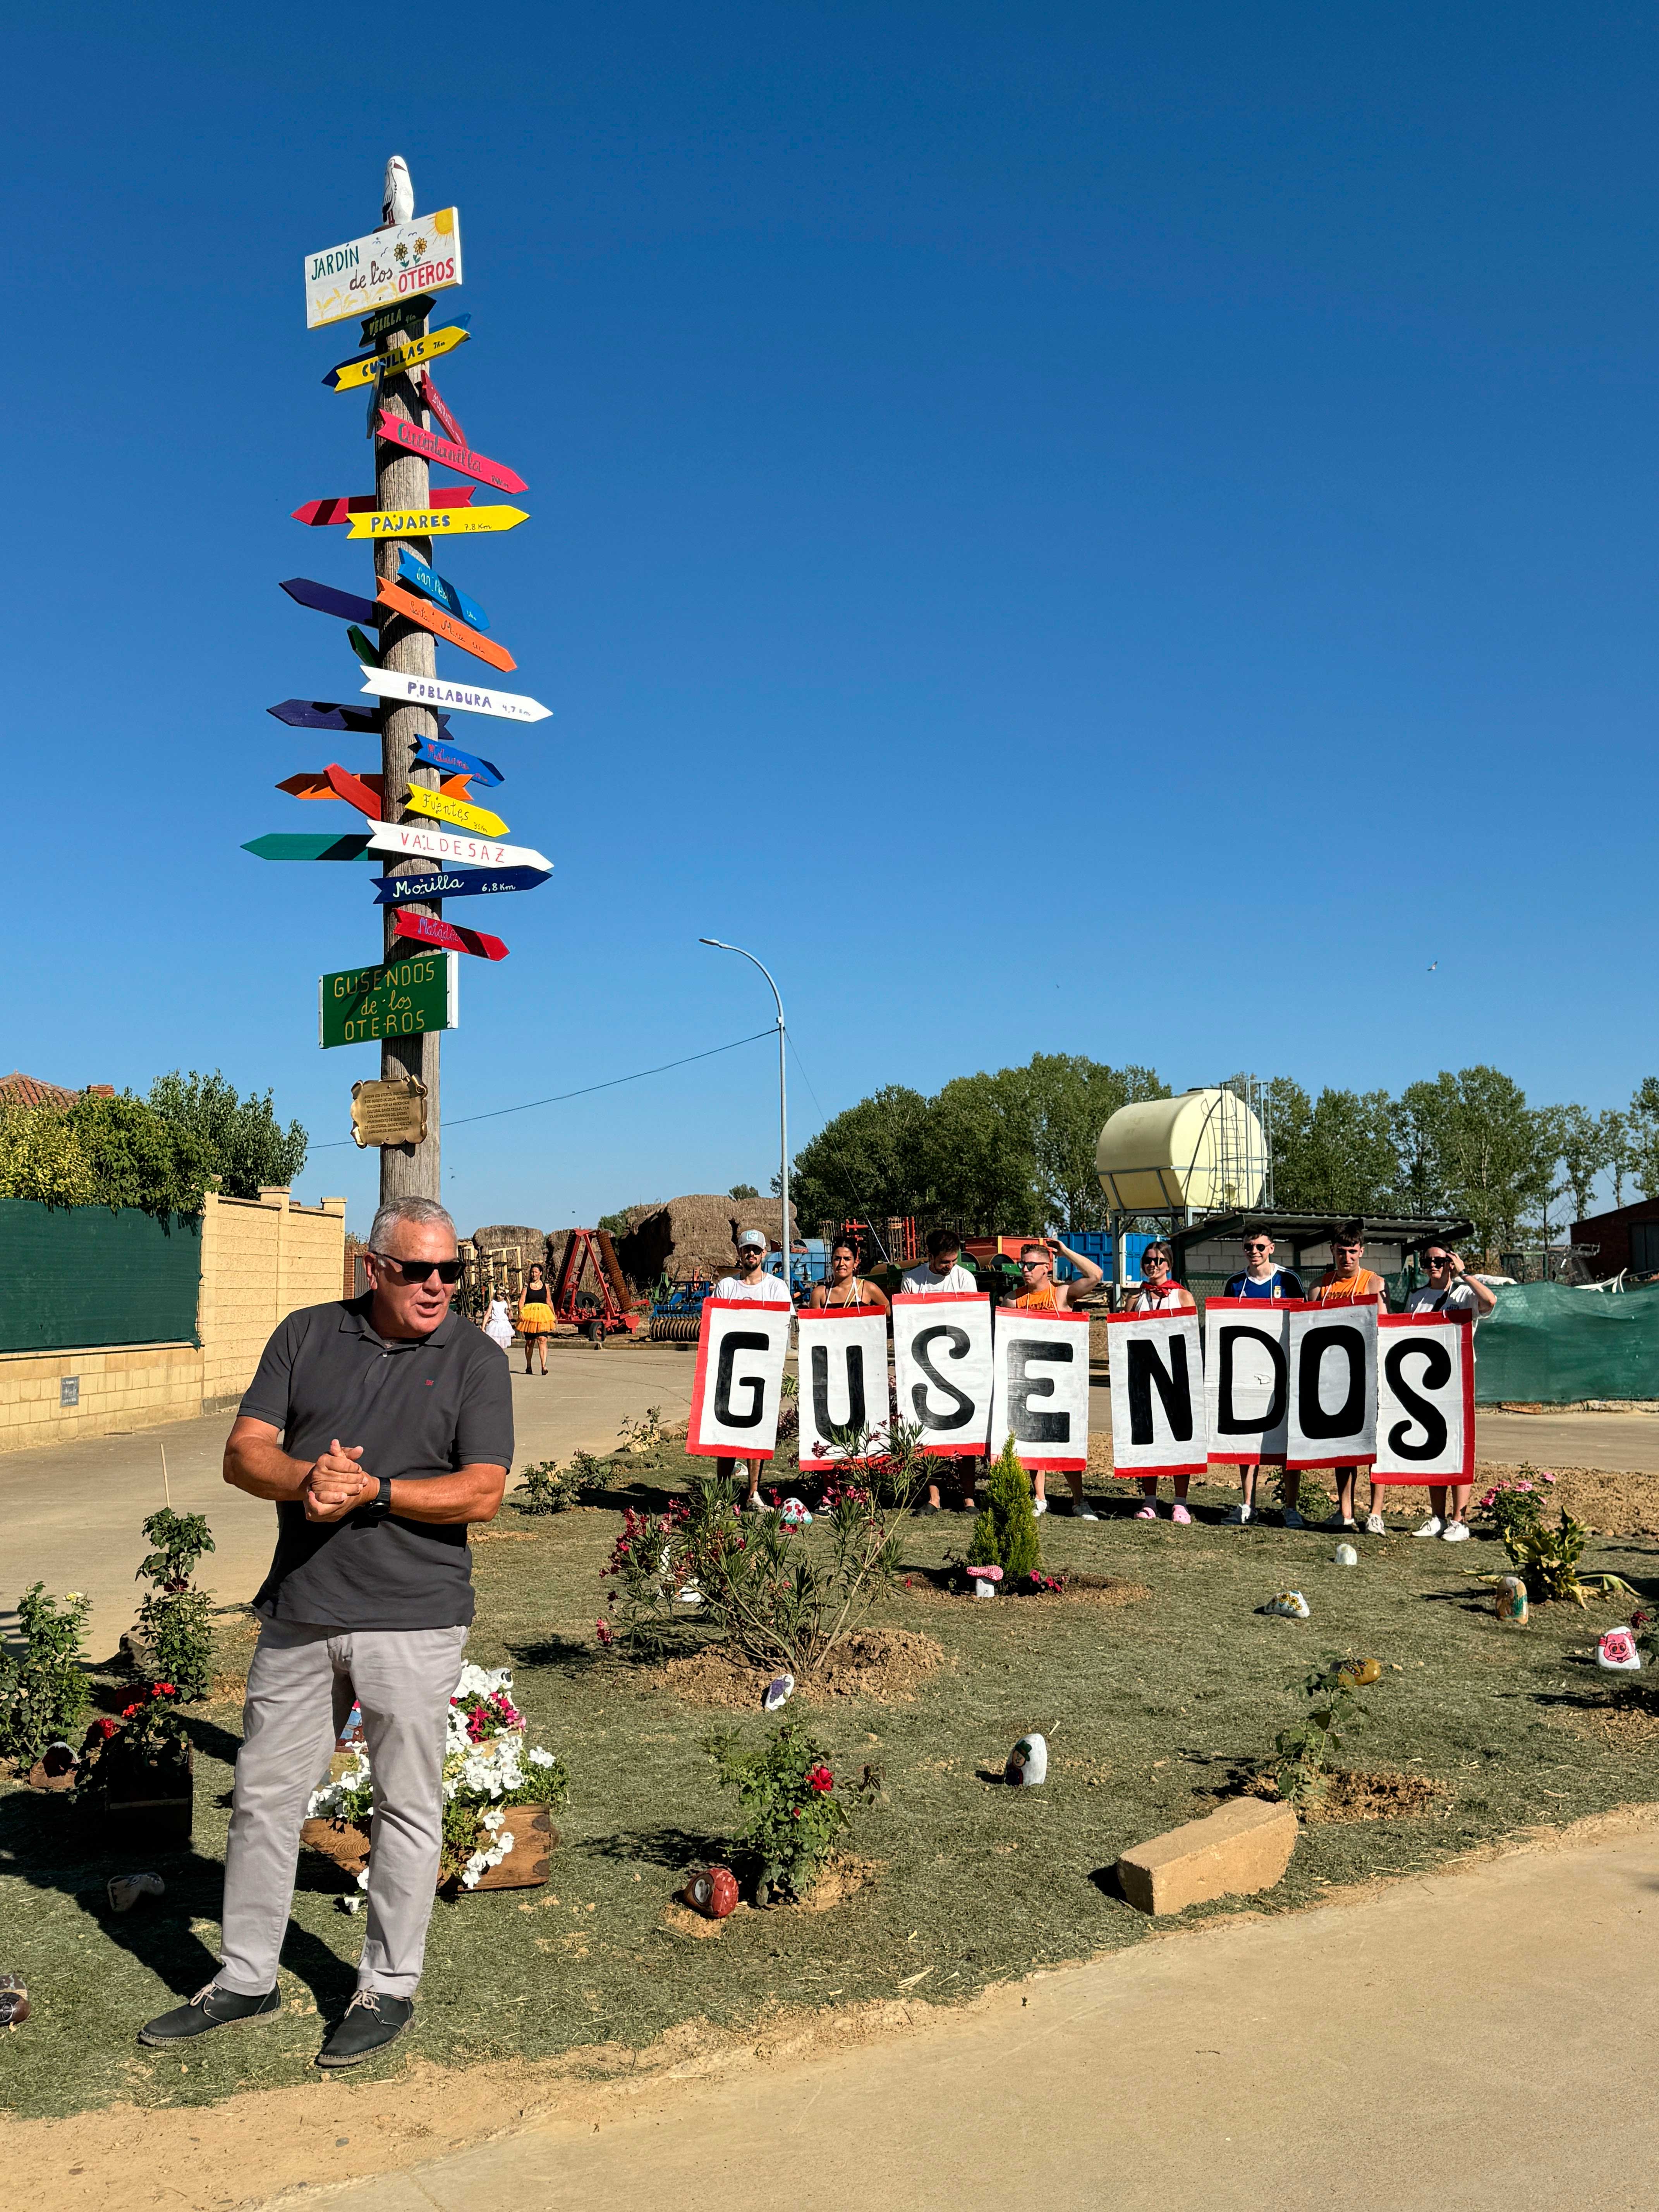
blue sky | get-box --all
[9,3,1656,1233]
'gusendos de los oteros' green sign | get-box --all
[318,951,457,1049]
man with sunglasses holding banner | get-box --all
[1217,1226,1305,1526]
[138,1196,512,2071]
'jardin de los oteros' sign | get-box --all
[304,209,463,331]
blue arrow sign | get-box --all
[395,548,490,633]
[371,866,550,904]
[413,732,503,788]
[268,699,453,735]
[281,576,381,626]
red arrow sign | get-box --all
[421,371,466,447]
[324,763,385,819]
[374,410,527,495]
[392,910,509,961]
[278,770,472,804]
[375,577,517,672]
[292,488,478,527]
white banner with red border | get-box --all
[685,1299,792,1460]
[1373,1311,1474,1483]
[989,1306,1091,1471]
[891,1294,993,1458]
[796,1307,892,1468]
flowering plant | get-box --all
[1476,1467,1557,1546]
[704,1719,878,1902]
[601,1499,694,1652]
[307,1664,568,1888]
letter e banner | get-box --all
[1204,1298,1291,1464]
[990,1307,1090,1470]
[1286,1301,1378,1469]
[686,1299,793,1460]
[1106,1310,1206,1476]
[796,1308,891,1469]
[891,1294,993,1457]
[1372,1313,1474,1482]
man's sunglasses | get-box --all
[1425,1253,1451,1266]
[371,1252,463,1285]
[1020,1257,1049,1270]
[1243,1240,1272,1252]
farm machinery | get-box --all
[551,1229,639,1345]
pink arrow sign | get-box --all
[375,410,528,495]
[421,371,466,447]
[392,909,509,961]
[292,488,478,527]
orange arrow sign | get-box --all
[276,768,472,809]
[374,577,516,672]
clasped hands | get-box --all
[304,1439,378,1523]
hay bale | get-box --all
[466,1225,549,1301]
[614,1195,799,1287]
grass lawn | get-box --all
[3,1437,1656,2122]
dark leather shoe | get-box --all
[316,1989,414,2068]
[139,1982,280,2045]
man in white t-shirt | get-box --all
[900,1229,982,1514]
[713,1227,795,1512]
[1402,1242,1496,1542]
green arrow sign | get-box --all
[319,951,458,1049]
[243,834,374,861]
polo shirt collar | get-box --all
[341,1292,461,1352]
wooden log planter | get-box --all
[87,1748,195,1848]
[301,1804,557,1893]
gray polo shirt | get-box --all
[239,1295,514,1630]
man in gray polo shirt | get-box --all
[138,1195,512,2069]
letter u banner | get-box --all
[686,1300,793,1460]
[796,1308,892,1469]
[1372,1312,1474,1483]
[891,1294,993,1457]
[1105,1310,1206,1477]
[990,1307,1091,1471]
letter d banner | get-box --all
[1106,1310,1207,1476]
[687,1300,793,1460]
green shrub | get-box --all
[514,1460,584,1514]
[0,1585,92,1764]
[134,1509,216,1699]
[1273,1657,1379,1808]
[968,1439,1042,1576]
[705,1718,878,1901]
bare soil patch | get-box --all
[1471,1462,1659,1538]
[1237,1768,1450,1821]
[645,1628,945,1709]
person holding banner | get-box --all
[1219,1228,1305,1527]
[713,1228,794,1512]
[1402,1244,1494,1540]
[1013,1240,1103,1516]
[1129,1243,1198,1522]
[902,1229,982,1513]
[1307,1223,1389,1533]
[808,1236,891,1315]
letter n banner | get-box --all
[891,1294,993,1457]
[686,1300,793,1460]
[1106,1310,1206,1477]
[1372,1313,1474,1483]
[990,1307,1090,1470]
[796,1308,891,1470]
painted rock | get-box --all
[675,1581,704,1606]
[1598,1627,1642,1672]
[1336,1657,1382,1688]
[1494,1577,1529,1624]
[0,1975,27,2027]
[778,1497,813,1528]
[1264,1591,1311,1619]
[764,1673,795,1711]
[972,1575,999,1599]
[107,1872,166,1915]
[683,1865,740,1918]
[1005,1733,1048,1787]
[1333,1543,1359,1566]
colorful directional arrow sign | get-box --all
[392,910,508,961]
[361,293,434,346]
[358,666,550,723]
[324,763,385,819]
[396,548,489,631]
[368,821,552,873]
[414,733,502,787]
[346,623,380,668]
[374,578,515,672]
[281,576,381,626]
[374,411,527,496]
[293,489,477,527]
[419,373,465,447]
[269,697,443,737]
[326,319,471,392]
[344,504,527,541]
[372,865,547,903]
[403,784,507,838]
[278,769,471,804]
[304,207,461,332]
[243,833,374,861]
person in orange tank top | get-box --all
[1306,1220,1389,1533]
[1011,1240,1103,1518]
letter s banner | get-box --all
[1106,1310,1207,1477]
[891,1293,993,1456]
[1372,1312,1474,1482]
[686,1300,793,1460]
[796,1308,891,1469]
[990,1307,1090,1470]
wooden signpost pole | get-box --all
[373,183,442,1204]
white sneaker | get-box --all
[1363,1513,1388,1536]
[1224,1502,1252,1524]
[1073,1501,1099,1520]
[745,1493,770,1515]
[1032,1497,1049,1516]
[1281,1508,1305,1530]
[1411,1516,1443,1538]
[1441,1520,1471,1542]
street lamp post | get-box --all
[699,939,788,1288]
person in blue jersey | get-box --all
[1219,1227,1305,1528]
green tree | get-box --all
[0,1104,96,1206]
[65,1093,217,1222]
[146,1070,307,1201]
[789,1085,932,1235]
[1267,1079,1400,1214]
[1551,1103,1617,1225]
[923,1068,1040,1231]
[1625,1080,1659,1199]
[968,1438,1043,1575]
[728,1183,760,1200]
[1026,1055,1167,1229]
[1395,1067,1553,1255]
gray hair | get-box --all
[369,1195,457,1250]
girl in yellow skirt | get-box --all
[515,1262,556,1374]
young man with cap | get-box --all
[1219,1227,1305,1527]
[713,1226,795,1513]
[1011,1239,1103,1518]
[901,1228,982,1514]
[1403,1242,1496,1540]
[137,1195,512,2070]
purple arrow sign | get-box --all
[413,733,503,788]
[268,699,453,736]
[372,866,551,904]
[281,576,381,627]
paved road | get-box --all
[302,1813,1659,2212]
[1474,1407,1659,1471]
[0,1340,698,1658]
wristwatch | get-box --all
[374,1475,392,1515]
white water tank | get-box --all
[1095,1089,1267,1212]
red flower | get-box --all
[806,1764,833,1794]
[152,1683,177,1697]
[87,1717,118,1740]
[596,1619,613,1646]
[121,1703,141,1720]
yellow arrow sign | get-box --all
[329,323,472,393]
[345,504,529,540]
[402,784,509,839]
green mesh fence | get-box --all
[0,1201,202,1353]
[1468,1281,1659,1405]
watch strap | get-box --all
[376,1475,392,1513]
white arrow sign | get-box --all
[367,821,554,874]
[357,666,551,725]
